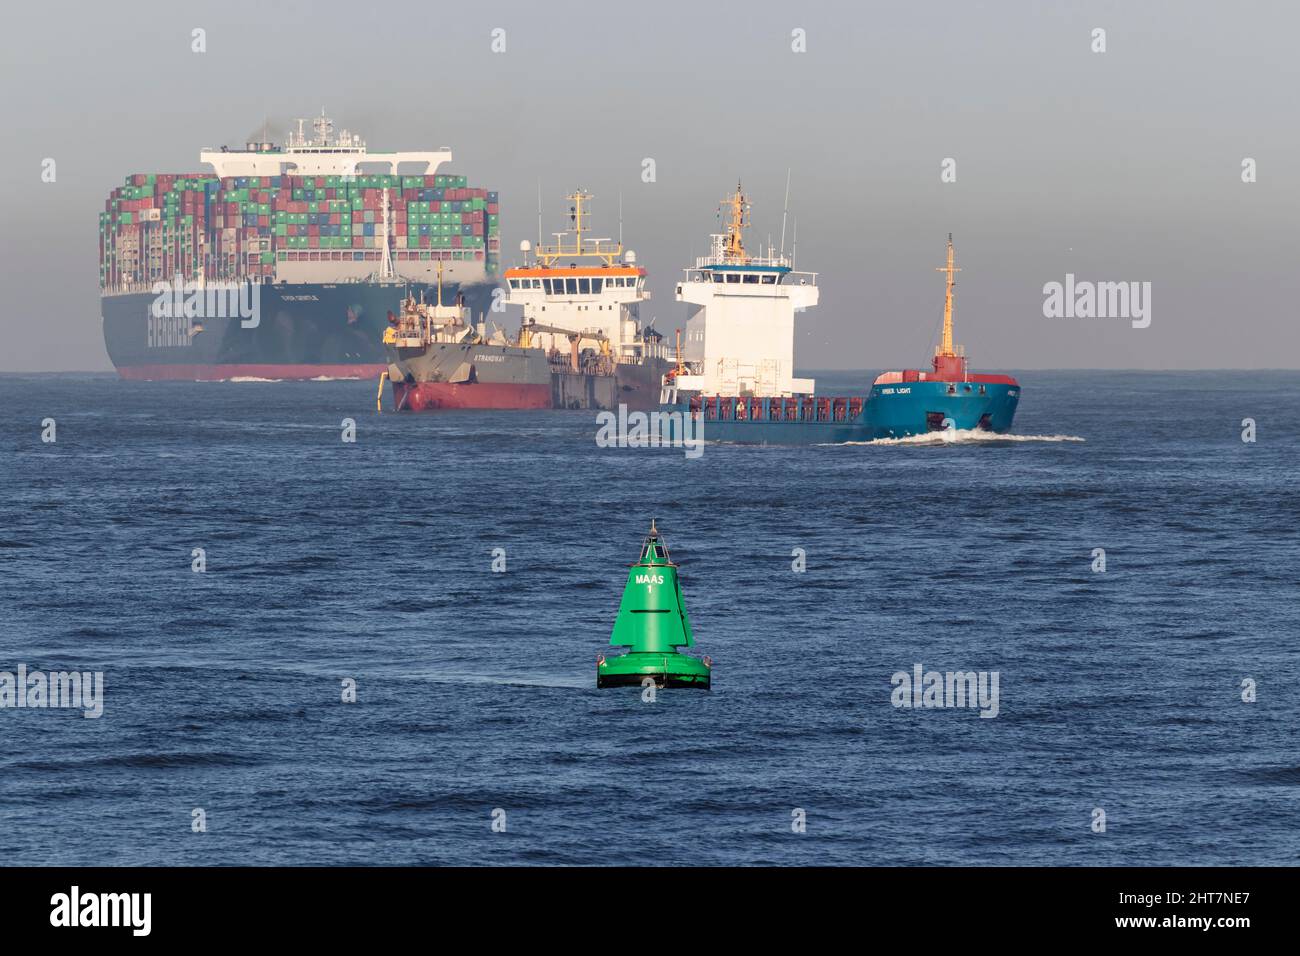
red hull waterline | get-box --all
[116,363,385,382]
[393,381,553,411]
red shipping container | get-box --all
[352,237,364,248]
[487,203,498,214]
[472,224,483,236]
[419,236,430,248]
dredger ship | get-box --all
[382,190,671,410]
[658,184,1020,443]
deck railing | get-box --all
[687,395,865,424]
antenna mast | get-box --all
[779,168,791,257]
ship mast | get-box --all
[535,190,622,267]
[935,233,961,358]
[721,181,749,263]
[378,187,394,280]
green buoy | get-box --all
[596,520,712,690]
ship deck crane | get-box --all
[517,322,611,371]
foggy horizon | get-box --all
[2,0,1297,372]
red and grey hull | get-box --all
[391,381,552,410]
[386,338,673,412]
[386,338,554,411]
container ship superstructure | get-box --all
[99,113,500,380]
[382,190,671,410]
[659,184,1020,443]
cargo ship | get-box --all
[658,185,1020,443]
[382,190,671,410]
[99,113,500,380]
[382,264,552,410]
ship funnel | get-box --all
[596,522,711,689]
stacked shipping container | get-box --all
[100,173,500,292]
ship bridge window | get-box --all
[566,278,578,295]
[579,278,591,294]
[590,278,603,293]
[711,272,723,283]
[761,274,776,284]
[508,279,519,289]
[726,273,740,283]
[743,274,759,283]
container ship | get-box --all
[382,190,671,410]
[659,185,1020,443]
[99,113,500,380]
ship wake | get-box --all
[835,429,1085,447]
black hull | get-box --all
[102,281,496,380]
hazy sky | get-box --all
[2,0,1297,371]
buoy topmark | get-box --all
[596,519,712,690]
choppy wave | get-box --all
[4,371,1297,867]
[835,429,1086,446]
[226,376,280,383]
